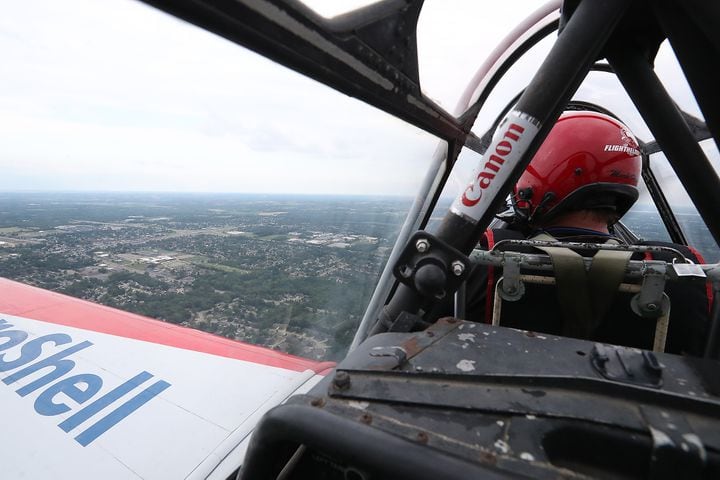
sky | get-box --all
[0,0,715,198]
[0,0,552,195]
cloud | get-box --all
[1,0,710,199]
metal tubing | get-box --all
[438,0,631,254]
[491,274,666,352]
[453,281,466,319]
[351,141,449,349]
[607,47,720,247]
[654,0,720,153]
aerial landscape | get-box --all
[0,192,412,361]
[0,192,717,362]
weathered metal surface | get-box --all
[299,320,720,478]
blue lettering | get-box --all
[59,371,153,432]
[4,341,93,396]
[75,379,171,446]
[34,373,103,416]
[0,320,29,352]
[0,333,73,372]
[0,319,171,446]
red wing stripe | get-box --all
[0,278,334,373]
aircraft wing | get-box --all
[0,277,335,480]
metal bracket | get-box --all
[498,252,525,301]
[393,231,471,301]
[590,343,663,388]
[631,261,669,318]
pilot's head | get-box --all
[512,110,642,227]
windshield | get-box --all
[0,0,439,361]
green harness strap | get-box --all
[531,233,633,339]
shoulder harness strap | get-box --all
[531,232,633,338]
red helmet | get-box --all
[513,111,642,224]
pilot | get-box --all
[462,110,711,356]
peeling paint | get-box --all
[494,439,509,454]
[682,434,704,458]
[348,401,370,410]
[496,420,504,427]
[520,452,535,462]
[458,333,476,342]
[456,359,476,372]
[649,426,673,448]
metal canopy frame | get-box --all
[139,0,720,344]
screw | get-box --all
[333,371,350,390]
[416,432,429,444]
[415,239,430,253]
[506,286,516,294]
[310,397,325,407]
[647,303,658,311]
[360,413,372,424]
[451,260,465,276]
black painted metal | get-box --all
[392,231,471,302]
[141,0,475,147]
[607,46,720,247]
[238,403,508,480]
[245,319,720,478]
[641,405,707,479]
[654,0,720,154]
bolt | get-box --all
[333,371,351,390]
[310,397,325,407]
[415,238,430,253]
[451,260,465,276]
